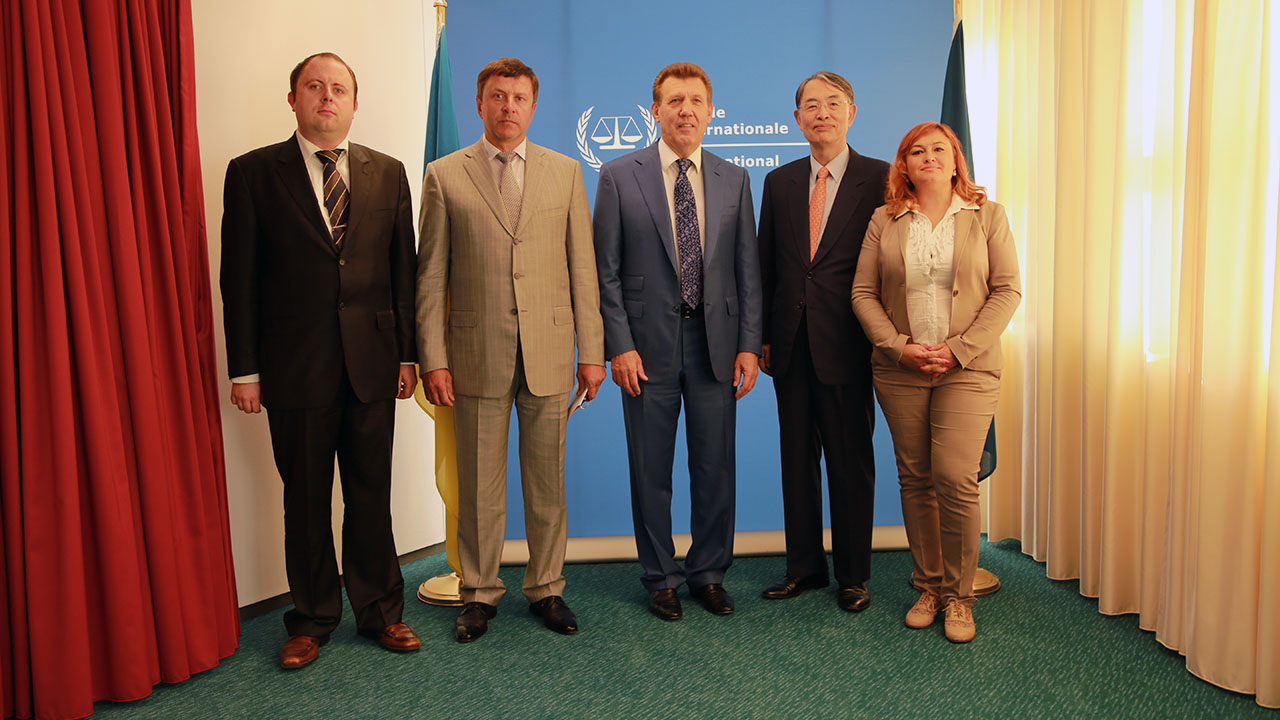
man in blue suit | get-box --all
[594,62,763,621]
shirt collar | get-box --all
[481,135,527,162]
[658,138,702,174]
[894,193,981,220]
[810,145,850,183]
[296,130,350,159]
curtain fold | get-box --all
[1,1,239,719]
[966,0,1278,708]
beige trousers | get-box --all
[872,365,1000,603]
[454,350,569,606]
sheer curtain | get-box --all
[1,1,239,718]
[964,0,1278,707]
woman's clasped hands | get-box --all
[900,342,956,378]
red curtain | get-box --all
[0,0,239,718]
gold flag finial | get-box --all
[435,0,447,28]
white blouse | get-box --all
[903,194,978,346]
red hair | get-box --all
[884,122,986,216]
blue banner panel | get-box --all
[442,0,953,539]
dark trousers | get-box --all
[772,319,876,588]
[266,371,404,637]
[622,314,736,591]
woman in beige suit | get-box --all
[852,122,1020,643]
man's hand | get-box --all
[609,350,647,397]
[758,344,772,376]
[397,365,418,399]
[230,382,262,414]
[576,363,607,401]
[733,351,759,400]
[424,368,455,407]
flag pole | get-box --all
[944,0,999,598]
[416,0,465,607]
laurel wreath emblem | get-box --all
[576,107,603,170]
[638,104,659,146]
[576,105,662,172]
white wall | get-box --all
[192,0,444,606]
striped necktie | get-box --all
[316,149,349,245]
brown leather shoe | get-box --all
[370,622,421,652]
[279,634,327,670]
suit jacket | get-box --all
[415,140,604,398]
[593,144,763,383]
[851,200,1021,371]
[758,147,888,384]
[221,135,417,409]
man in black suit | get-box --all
[757,71,888,612]
[221,52,421,669]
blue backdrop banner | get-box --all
[441,0,954,540]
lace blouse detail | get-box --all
[904,194,971,347]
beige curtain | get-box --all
[963,0,1279,707]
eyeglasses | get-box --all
[799,99,852,114]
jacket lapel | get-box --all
[701,151,724,265]
[275,136,337,255]
[342,143,372,253]
[635,145,679,273]
[951,206,976,280]
[783,159,812,264]
[461,140,514,236]
[517,143,546,237]
[812,147,866,266]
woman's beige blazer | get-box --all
[851,201,1020,372]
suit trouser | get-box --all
[773,319,876,588]
[872,365,999,603]
[267,371,404,637]
[454,349,569,606]
[622,314,736,591]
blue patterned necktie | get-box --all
[315,149,348,245]
[674,158,702,307]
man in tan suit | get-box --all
[416,57,605,643]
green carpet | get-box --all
[92,539,1271,719]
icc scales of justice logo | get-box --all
[576,105,660,171]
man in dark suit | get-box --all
[756,71,888,612]
[594,62,763,621]
[221,52,421,669]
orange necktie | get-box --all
[809,166,829,260]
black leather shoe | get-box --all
[838,584,871,612]
[648,588,683,621]
[455,602,497,643]
[761,574,830,599]
[529,595,579,635]
[691,583,735,615]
